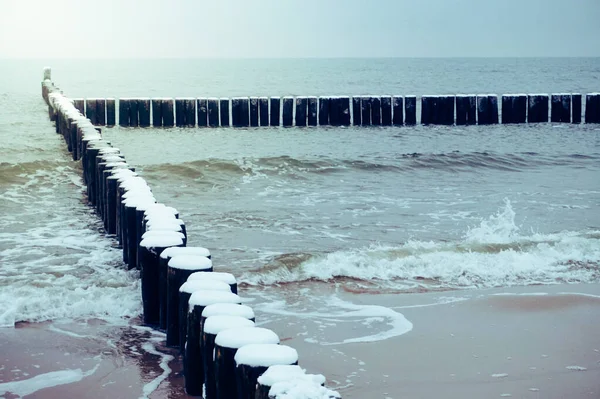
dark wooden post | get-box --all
[371,97,381,126]
[586,93,600,123]
[381,96,392,126]
[361,96,371,126]
[73,99,85,115]
[208,98,220,127]
[175,99,185,126]
[232,98,250,127]
[259,97,269,127]
[129,99,139,127]
[138,99,151,127]
[270,97,280,126]
[86,99,97,125]
[96,99,106,126]
[250,97,259,127]
[282,97,294,127]
[119,99,130,127]
[197,98,208,127]
[352,97,362,125]
[295,97,308,127]
[307,97,318,126]
[162,99,175,127]
[318,97,330,126]
[329,97,341,126]
[439,96,455,125]
[106,99,116,127]
[340,96,350,126]
[527,94,549,123]
[392,96,403,126]
[456,95,476,125]
[421,96,434,125]
[152,99,162,127]
[184,98,196,127]
[550,94,571,123]
[572,94,582,124]
[220,98,230,127]
[405,96,416,125]
[477,95,499,125]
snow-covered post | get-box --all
[177,280,232,352]
[250,97,260,127]
[138,98,150,127]
[352,97,362,125]
[259,97,269,126]
[585,93,600,123]
[381,96,392,126]
[163,254,213,345]
[138,234,184,325]
[183,98,195,127]
[232,97,250,127]
[256,365,341,399]
[43,66,51,81]
[202,316,256,399]
[295,97,308,127]
[118,99,130,126]
[551,94,571,123]
[270,97,281,126]
[214,327,280,399]
[189,271,238,294]
[404,95,417,125]
[318,96,330,125]
[360,96,371,125]
[392,96,404,126]
[527,94,549,123]
[328,96,341,126]
[282,96,294,127]
[340,96,350,126]
[235,344,299,399]
[151,98,162,127]
[477,94,499,125]
[572,94,582,124]
[208,98,220,127]
[370,96,381,125]
[308,96,318,126]
[501,94,527,124]
[184,291,241,396]
[456,94,476,125]
[106,99,115,126]
[162,98,175,127]
[219,98,230,127]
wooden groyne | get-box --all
[41,68,340,399]
[71,92,600,128]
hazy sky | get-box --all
[1,0,599,58]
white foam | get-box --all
[215,327,279,349]
[189,291,241,309]
[0,364,100,397]
[203,315,255,335]
[202,303,254,320]
[168,255,212,271]
[160,246,210,260]
[139,235,183,248]
[139,341,174,399]
[189,271,236,285]
[179,280,231,294]
[235,344,298,367]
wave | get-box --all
[0,160,72,186]
[140,151,600,181]
[240,200,600,290]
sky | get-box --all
[1,0,599,58]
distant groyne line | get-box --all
[69,93,600,128]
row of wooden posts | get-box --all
[69,93,600,128]
[42,68,339,399]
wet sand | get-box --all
[1,283,599,399]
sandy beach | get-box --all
[1,282,599,399]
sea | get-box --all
[1,58,599,397]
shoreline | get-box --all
[1,282,599,398]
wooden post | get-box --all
[307,97,318,126]
[162,99,175,127]
[138,99,151,127]
[250,97,259,127]
[392,96,403,126]
[175,99,185,126]
[86,99,97,125]
[259,97,269,127]
[477,95,499,125]
[586,93,600,123]
[572,94,582,124]
[405,96,417,125]
[197,98,208,127]
[152,99,162,127]
[282,97,294,127]
[129,99,139,127]
[270,97,280,126]
[119,99,130,127]
[318,97,330,126]
[352,97,362,125]
[232,98,250,127]
[184,98,196,127]
[329,97,341,126]
[371,97,381,126]
[361,96,371,126]
[340,96,350,126]
[456,95,476,125]
[96,99,106,126]
[527,94,549,123]
[208,98,220,127]
[73,99,85,115]
[421,96,434,125]
[439,96,455,125]
[106,99,116,127]
[295,97,308,127]
[220,98,230,127]
[381,96,392,126]
[501,94,526,124]
[550,94,571,123]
